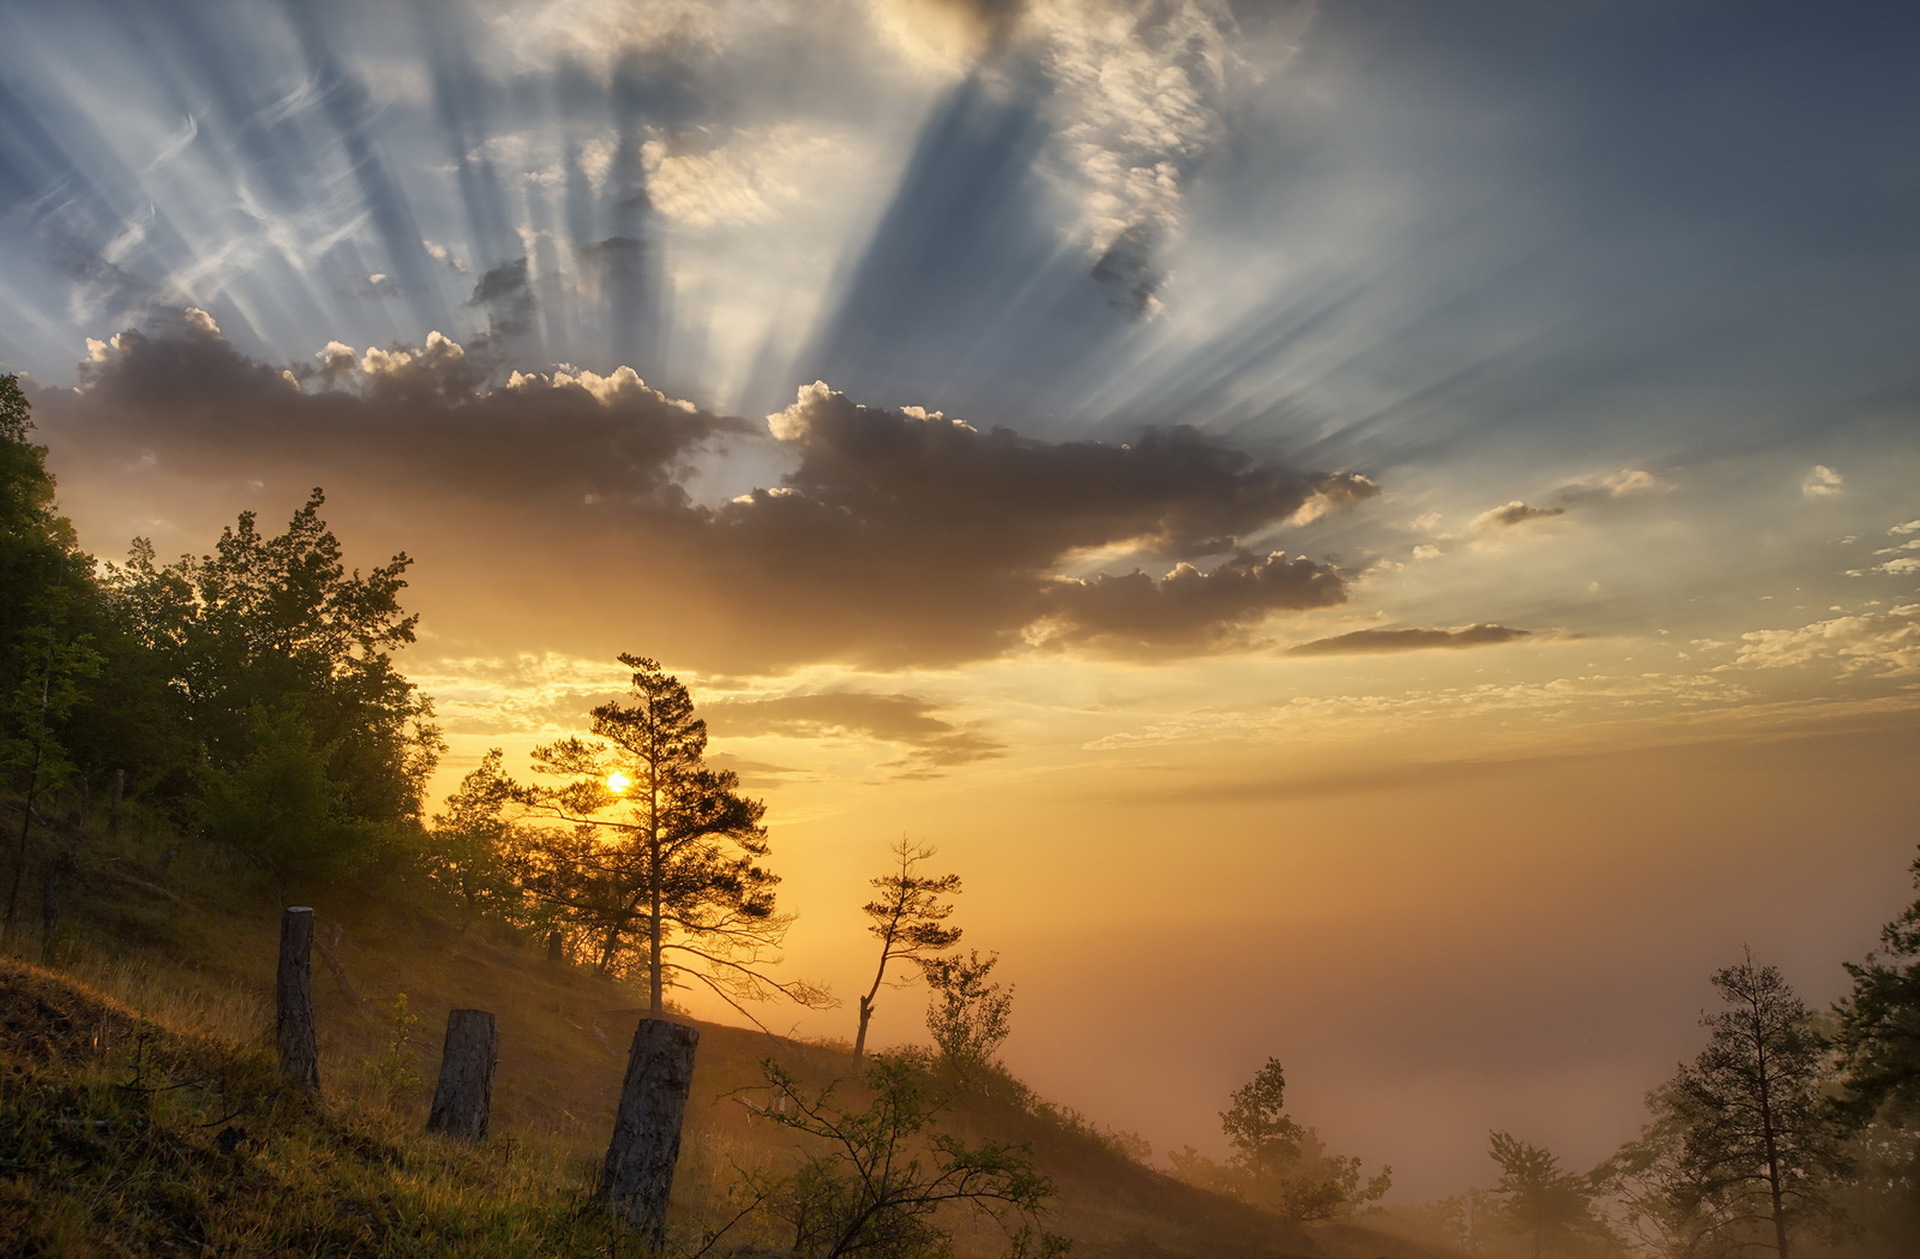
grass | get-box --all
[0,806,1458,1257]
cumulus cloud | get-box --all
[707,690,1006,776]
[1732,605,1920,677]
[1284,625,1535,657]
[45,310,734,513]
[1802,464,1845,498]
[1470,501,1566,530]
[41,316,1373,672]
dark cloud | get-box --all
[1471,501,1566,530]
[706,691,1006,778]
[1284,625,1535,657]
[39,318,1374,672]
[1090,224,1161,320]
[44,310,732,512]
[1038,550,1348,654]
[468,256,534,337]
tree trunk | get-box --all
[852,994,874,1069]
[427,1009,498,1141]
[276,906,320,1090]
[546,928,566,963]
[600,1018,699,1247]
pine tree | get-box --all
[852,837,962,1067]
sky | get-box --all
[4,0,1919,1202]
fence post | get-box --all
[427,1009,498,1141]
[600,1019,699,1247]
[276,906,319,1090]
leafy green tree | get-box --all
[195,705,382,885]
[103,490,440,873]
[511,654,824,1017]
[751,1054,1066,1258]
[1177,1057,1390,1222]
[1487,1131,1609,1259]
[854,838,963,1068]
[1659,953,1848,1259]
[921,948,1012,1084]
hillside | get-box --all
[0,811,1458,1258]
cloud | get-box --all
[1802,464,1845,498]
[706,690,1006,776]
[1893,520,1920,536]
[1732,605,1920,677]
[42,317,1373,672]
[1284,625,1535,657]
[1470,501,1566,530]
[45,311,735,513]
[1034,550,1347,654]
[468,256,535,336]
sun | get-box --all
[606,771,631,794]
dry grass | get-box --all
[0,811,1448,1257]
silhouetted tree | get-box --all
[1836,850,1920,1125]
[921,948,1012,1084]
[1600,1097,1741,1259]
[1658,952,1848,1259]
[1487,1131,1609,1258]
[853,837,962,1068]
[1170,1057,1389,1222]
[421,748,527,931]
[512,654,825,1017]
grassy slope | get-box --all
[0,811,1461,1258]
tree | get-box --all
[102,489,440,868]
[1487,1131,1609,1259]
[921,949,1013,1084]
[421,749,527,931]
[1658,952,1848,1259]
[853,838,963,1068]
[1835,850,1920,1125]
[512,654,825,1017]
[750,1054,1067,1258]
[1174,1056,1390,1222]
[1600,1097,1742,1259]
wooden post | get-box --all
[276,906,320,1091]
[427,1009,498,1141]
[600,1019,699,1247]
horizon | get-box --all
[4,0,1917,1206]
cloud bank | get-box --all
[41,315,1374,671]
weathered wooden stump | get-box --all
[275,906,320,1090]
[426,1009,498,1141]
[600,1019,699,1247]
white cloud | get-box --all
[1801,464,1844,498]
[1733,604,1920,677]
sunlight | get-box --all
[607,770,631,794]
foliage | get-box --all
[1169,1057,1390,1222]
[1835,850,1920,1129]
[102,489,440,876]
[1615,953,1848,1259]
[369,992,424,1105]
[421,748,530,930]
[195,705,386,884]
[1486,1131,1610,1258]
[749,1054,1068,1259]
[511,654,825,1018]
[855,837,963,1067]
[921,949,1013,1084]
